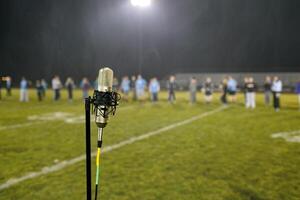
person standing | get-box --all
[135,75,147,101]
[120,76,130,102]
[167,75,176,103]
[52,75,62,101]
[80,77,91,99]
[227,76,237,103]
[245,77,257,109]
[20,77,29,102]
[113,77,119,92]
[36,80,44,101]
[131,76,137,101]
[264,76,272,105]
[149,77,160,103]
[220,78,228,105]
[203,77,213,104]
[296,80,300,110]
[271,76,282,112]
[189,77,197,104]
[41,79,47,98]
[243,77,249,105]
[6,76,12,96]
[65,77,75,101]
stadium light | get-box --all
[130,0,151,7]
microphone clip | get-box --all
[91,90,121,117]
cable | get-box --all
[94,147,101,200]
[94,128,103,200]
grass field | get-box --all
[0,89,300,200]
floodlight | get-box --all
[130,0,151,7]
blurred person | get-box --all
[65,77,75,101]
[135,75,147,101]
[6,76,12,96]
[120,76,130,101]
[245,77,257,109]
[93,78,98,90]
[131,76,137,101]
[52,75,62,101]
[20,77,29,102]
[203,77,213,104]
[227,76,237,103]
[167,75,176,103]
[80,77,91,99]
[271,76,282,112]
[296,80,300,109]
[220,78,228,105]
[189,77,197,104]
[113,77,119,91]
[149,77,160,103]
[41,79,47,97]
[36,80,44,101]
[264,76,272,105]
[243,77,249,105]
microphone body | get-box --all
[95,68,113,128]
[93,67,119,128]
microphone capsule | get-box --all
[98,68,113,92]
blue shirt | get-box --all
[20,80,28,90]
[135,78,147,91]
[149,80,160,93]
[7,80,11,87]
[227,79,237,91]
[121,79,130,92]
[296,82,300,94]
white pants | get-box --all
[20,89,29,102]
[204,94,212,103]
[136,89,145,100]
[246,92,255,108]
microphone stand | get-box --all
[85,97,92,200]
[85,90,120,200]
[85,97,104,200]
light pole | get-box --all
[130,0,151,74]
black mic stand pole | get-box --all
[85,97,92,200]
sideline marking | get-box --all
[0,106,227,191]
[271,130,300,143]
[0,105,134,131]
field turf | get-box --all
[0,89,300,200]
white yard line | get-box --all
[0,106,227,191]
[0,105,135,131]
[271,129,300,143]
[0,121,45,131]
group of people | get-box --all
[8,76,92,102]
[120,75,162,103]
[119,75,300,112]
[1,75,300,111]
[219,76,284,111]
[120,75,178,104]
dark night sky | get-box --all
[0,0,300,81]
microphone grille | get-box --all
[98,67,113,92]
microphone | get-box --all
[94,68,114,128]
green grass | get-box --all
[0,89,299,199]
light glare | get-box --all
[131,0,151,7]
